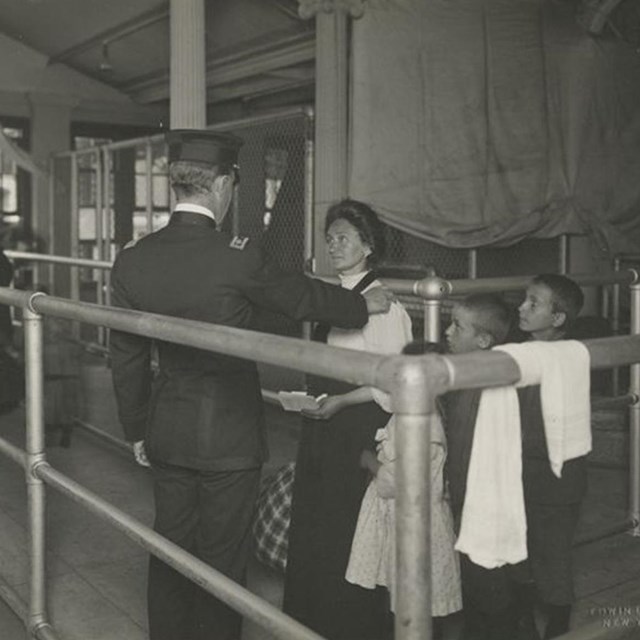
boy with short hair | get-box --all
[517,274,587,639]
[443,293,520,640]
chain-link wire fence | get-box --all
[49,110,598,389]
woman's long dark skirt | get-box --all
[283,378,392,640]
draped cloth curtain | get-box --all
[349,0,640,254]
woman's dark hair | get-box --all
[324,198,386,266]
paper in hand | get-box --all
[277,391,324,412]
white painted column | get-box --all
[170,0,206,129]
[28,93,73,255]
[312,8,349,273]
[298,1,365,273]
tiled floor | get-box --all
[1,358,640,639]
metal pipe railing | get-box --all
[5,250,636,340]
[145,140,154,235]
[3,262,640,637]
[2,284,640,640]
[630,282,640,536]
[36,463,326,640]
[4,251,113,270]
[52,106,314,158]
[24,304,47,636]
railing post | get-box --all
[98,148,110,347]
[70,152,80,343]
[423,300,441,343]
[47,156,55,295]
[145,140,154,235]
[629,279,640,535]
[302,107,315,340]
[559,234,568,274]
[417,277,448,344]
[24,296,48,636]
[611,258,622,395]
[392,357,436,640]
[468,248,477,279]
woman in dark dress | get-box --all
[283,200,412,639]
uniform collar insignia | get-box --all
[230,236,249,250]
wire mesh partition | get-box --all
[48,117,590,336]
[1,284,640,640]
[48,108,315,381]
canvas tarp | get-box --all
[349,0,640,254]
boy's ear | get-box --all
[551,311,567,329]
[476,332,493,350]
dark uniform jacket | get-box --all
[110,211,368,471]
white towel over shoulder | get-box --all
[498,341,591,477]
[455,340,591,569]
[454,384,527,568]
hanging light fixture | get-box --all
[99,42,113,73]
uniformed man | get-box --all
[109,129,393,640]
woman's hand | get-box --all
[302,395,344,420]
[360,450,381,477]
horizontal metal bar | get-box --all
[0,434,27,467]
[0,575,27,622]
[52,106,313,155]
[72,419,133,455]
[592,394,638,411]
[35,463,325,640]
[409,271,637,300]
[439,336,640,393]
[3,288,640,399]
[4,251,113,270]
[18,293,389,390]
[6,255,637,304]
[0,287,34,308]
[314,271,637,301]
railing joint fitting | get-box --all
[413,276,452,300]
[27,291,47,315]
[28,455,48,481]
[28,615,48,636]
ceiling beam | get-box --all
[48,3,169,65]
[268,0,304,21]
[206,76,313,105]
[264,66,314,81]
[127,32,315,104]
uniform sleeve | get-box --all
[109,256,152,442]
[239,249,368,328]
